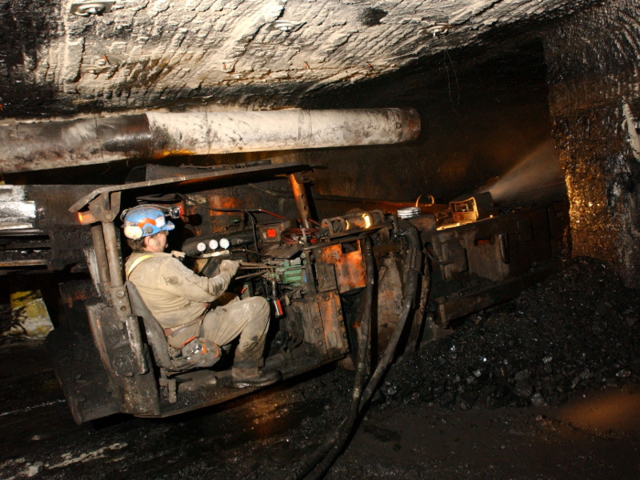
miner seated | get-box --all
[121,205,280,388]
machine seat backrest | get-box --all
[126,281,175,371]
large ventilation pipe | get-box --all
[0,108,420,173]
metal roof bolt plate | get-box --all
[70,1,115,17]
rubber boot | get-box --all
[231,366,281,389]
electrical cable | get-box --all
[232,248,270,257]
[425,245,445,265]
[251,209,287,219]
[286,221,423,480]
[282,228,320,245]
[284,236,374,480]
[188,203,286,220]
[179,194,285,218]
[357,221,421,410]
[303,237,376,480]
[246,211,259,252]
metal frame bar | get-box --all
[70,163,312,212]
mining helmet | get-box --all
[121,205,175,240]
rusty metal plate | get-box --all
[409,214,437,232]
[316,262,338,292]
[376,255,403,355]
[435,269,556,325]
[315,242,366,293]
[317,291,348,357]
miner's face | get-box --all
[143,231,169,253]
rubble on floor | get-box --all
[384,257,640,410]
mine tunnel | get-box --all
[0,1,639,479]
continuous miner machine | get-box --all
[0,108,567,423]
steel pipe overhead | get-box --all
[0,108,420,173]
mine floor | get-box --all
[0,341,638,479]
[1,258,639,479]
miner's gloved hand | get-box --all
[219,259,240,277]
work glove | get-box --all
[219,259,240,277]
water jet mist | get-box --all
[481,140,566,205]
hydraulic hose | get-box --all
[303,237,376,480]
[285,237,375,480]
[351,238,374,403]
[308,222,421,479]
[288,221,422,479]
[357,221,421,409]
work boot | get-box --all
[231,367,281,389]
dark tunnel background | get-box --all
[299,39,562,205]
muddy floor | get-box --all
[0,258,639,479]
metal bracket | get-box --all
[88,192,121,223]
[159,372,177,404]
[269,20,306,33]
[87,191,148,375]
[70,1,115,17]
[292,171,313,184]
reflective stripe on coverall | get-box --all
[125,252,270,366]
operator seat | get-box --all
[126,281,197,374]
[127,282,225,403]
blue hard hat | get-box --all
[122,205,175,240]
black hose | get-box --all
[289,221,422,479]
[425,245,445,265]
[285,237,375,480]
[352,238,374,403]
[303,238,376,480]
[307,222,421,479]
[357,220,421,412]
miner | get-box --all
[121,205,280,388]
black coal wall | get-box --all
[543,0,640,287]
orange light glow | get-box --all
[556,389,640,434]
[78,211,97,225]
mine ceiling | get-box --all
[0,0,597,118]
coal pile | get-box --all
[383,257,640,410]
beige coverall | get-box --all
[125,252,270,367]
